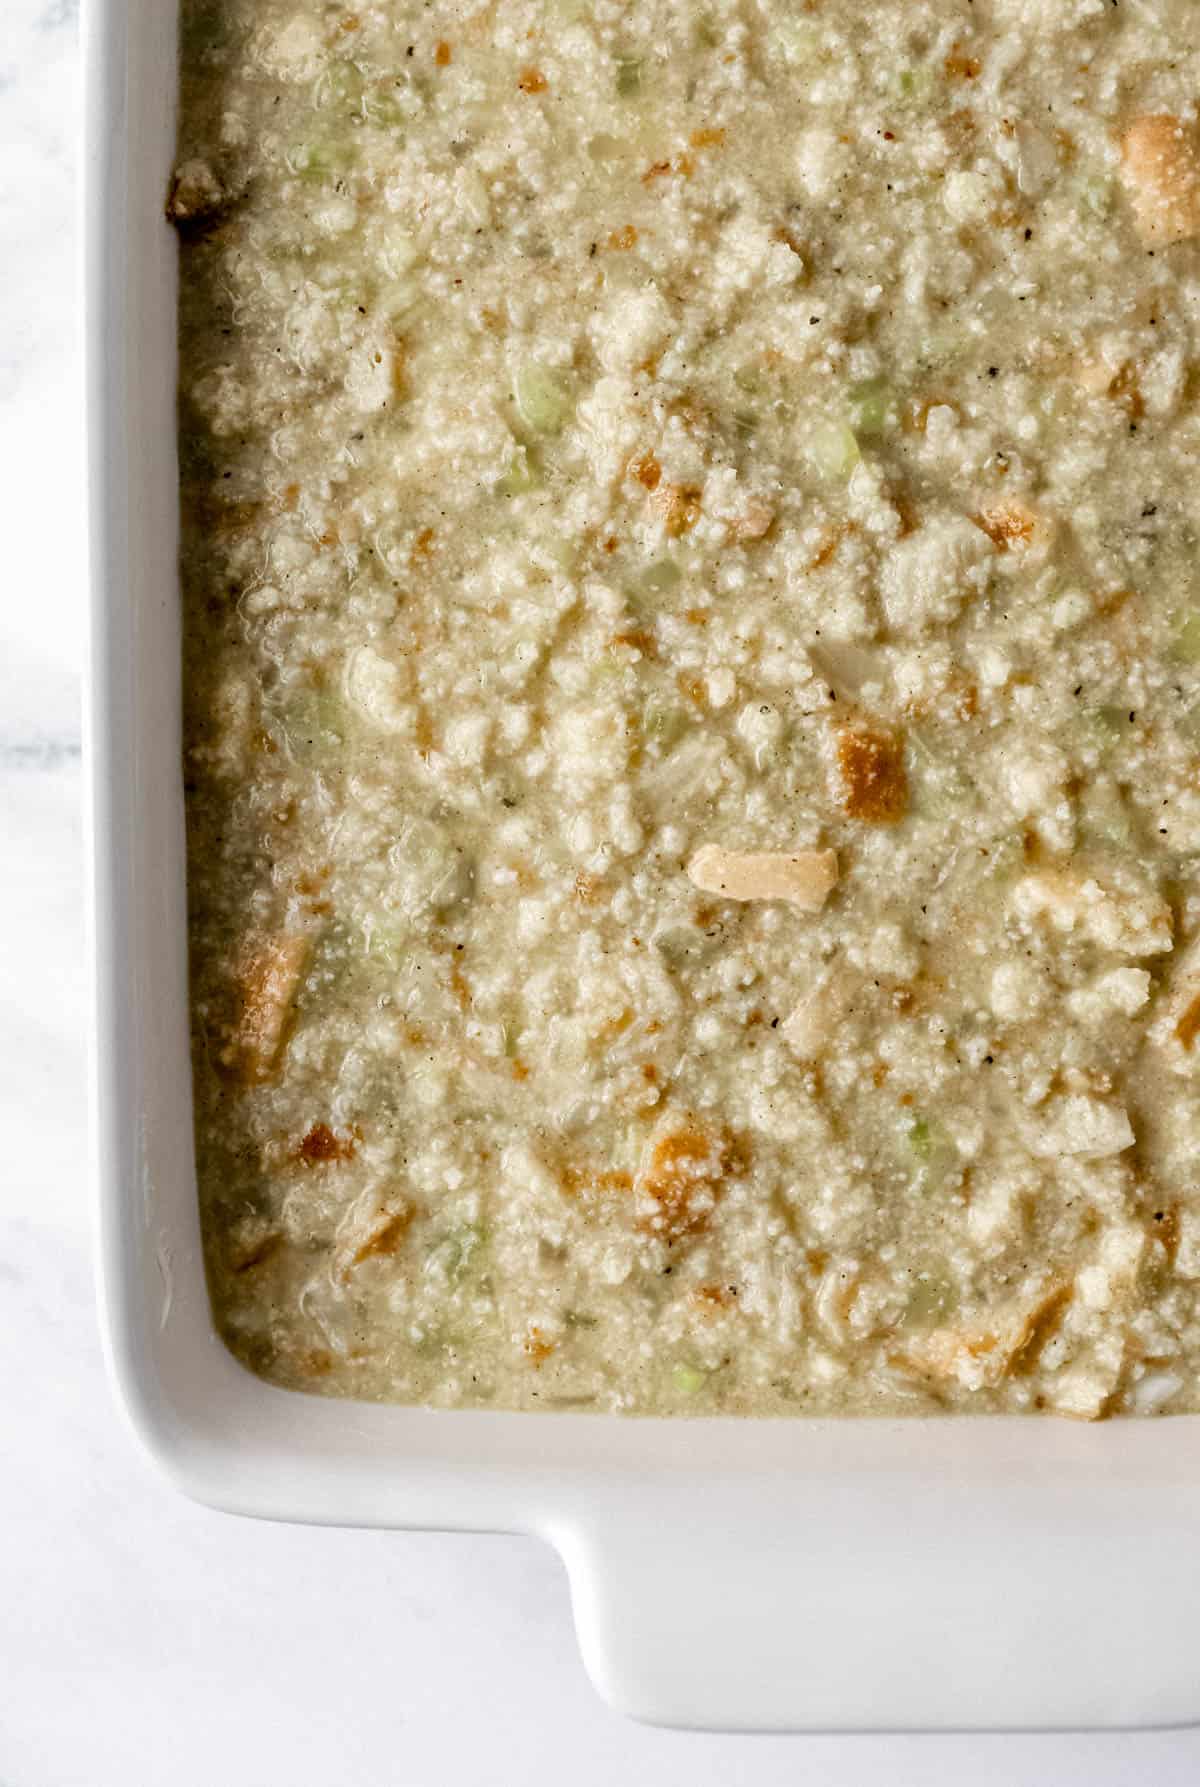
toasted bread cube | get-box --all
[635,1127,743,1244]
[686,845,838,910]
[335,1199,415,1281]
[229,933,312,1083]
[971,501,1052,555]
[834,725,908,823]
[1120,114,1200,245]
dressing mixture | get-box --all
[175,0,1200,1417]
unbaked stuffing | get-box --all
[177,0,1200,1418]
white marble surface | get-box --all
[5,4,1200,1780]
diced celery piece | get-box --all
[636,557,682,598]
[543,536,579,573]
[289,142,344,182]
[774,17,821,65]
[1097,705,1133,739]
[1180,699,1200,745]
[643,701,691,751]
[672,1362,708,1395]
[641,731,726,803]
[896,64,935,106]
[364,918,409,970]
[1171,610,1200,665]
[615,55,642,97]
[394,817,475,915]
[806,419,860,480]
[1077,175,1114,220]
[905,1115,958,1190]
[365,80,412,128]
[654,927,700,967]
[654,923,722,968]
[915,325,965,371]
[588,656,624,688]
[906,731,975,818]
[496,445,539,497]
[320,61,363,109]
[563,1309,599,1329]
[299,917,354,1004]
[282,690,344,761]
[1069,706,1126,763]
[848,376,897,438]
[905,1273,955,1324]
[515,363,574,434]
[587,132,624,165]
[1080,779,1135,849]
[983,832,1026,882]
[428,1223,486,1285]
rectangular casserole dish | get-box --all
[84,0,1200,1731]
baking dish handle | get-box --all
[551,1467,1200,1731]
[556,1494,921,1731]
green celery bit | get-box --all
[1171,611,1200,665]
[429,1223,486,1285]
[364,80,411,128]
[905,1115,958,1190]
[896,64,935,106]
[774,18,820,65]
[637,558,683,598]
[983,832,1026,882]
[297,917,353,1005]
[906,731,975,818]
[643,701,691,751]
[848,376,898,438]
[1077,175,1114,220]
[496,445,539,497]
[672,1362,708,1395]
[807,419,860,480]
[905,1273,955,1324]
[1070,706,1125,762]
[282,690,344,762]
[1080,779,1135,849]
[290,142,344,182]
[364,916,409,969]
[654,925,718,968]
[321,61,363,109]
[615,55,642,96]
[515,363,574,434]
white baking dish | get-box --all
[84,0,1200,1732]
